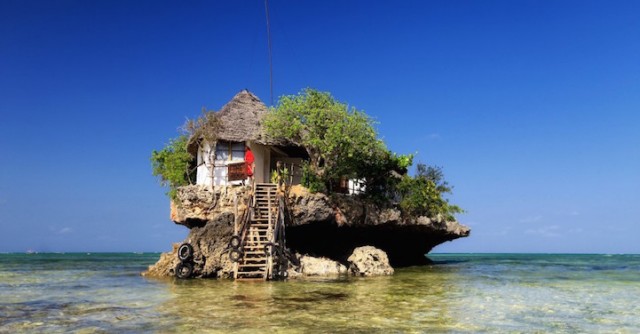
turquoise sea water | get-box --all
[1,253,639,333]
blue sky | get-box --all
[1,0,638,253]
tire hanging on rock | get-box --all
[229,235,241,249]
[175,261,194,279]
[229,248,242,263]
[177,243,194,261]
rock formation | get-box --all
[297,255,348,276]
[348,246,394,276]
[143,184,470,278]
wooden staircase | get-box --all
[235,183,279,281]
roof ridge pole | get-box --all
[265,0,274,106]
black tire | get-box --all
[175,262,194,279]
[229,235,241,249]
[178,243,194,261]
[229,248,242,262]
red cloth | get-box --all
[245,148,255,176]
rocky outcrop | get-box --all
[145,184,470,278]
[298,255,348,276]
[287,186,335,225]
[347,246,394,276]
[143,212,236,278]
[285,185,470,267]
[170,185,250,228]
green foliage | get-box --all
[395,153,414,170]
[264,88,386,185]
[301,161,326,193]
[270,167,290,184]
[397,163,464,221]
[358,152,414,202]
[150,135,195,199]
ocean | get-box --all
[0,253,638,333]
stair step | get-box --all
[240,254,268,266]
[237,268,266,272]
[240,262,267,266]
[236,276,266,280]
[243,245,269,249]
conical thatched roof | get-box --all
[215,89,269,142]
[187,90,287,156]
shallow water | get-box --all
[1,253,639,333]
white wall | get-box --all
[348,179,366,195]
[196,142,214,186]
[196,141,246,187]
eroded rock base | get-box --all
[143,212,235,278]
[286,222,459,267]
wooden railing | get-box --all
[274,161,303,190]
[266,194,289,279]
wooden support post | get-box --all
[234,197,238,236]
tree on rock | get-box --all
[264,88,386,188]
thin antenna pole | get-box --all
[265,0,274,106]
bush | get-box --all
[301,161,326,193]
[150,135,195,199]
[397,163,463,221]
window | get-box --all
[215,141,245,161]
[215,141,229,161]
[231,142,244,161]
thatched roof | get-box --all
[215,89,269,142]
[187,90,289,155]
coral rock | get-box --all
[348,246,394,276]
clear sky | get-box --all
[1,0,638,253]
